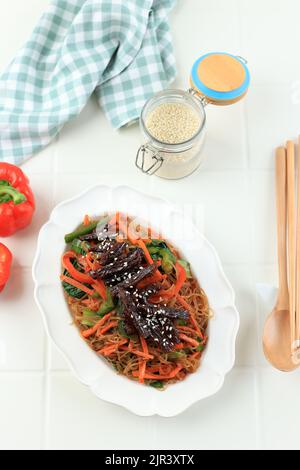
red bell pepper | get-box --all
[0,163,35,237]
[0,243,12,292]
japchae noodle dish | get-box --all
[61,213,210,390]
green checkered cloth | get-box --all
[0,0,176,164]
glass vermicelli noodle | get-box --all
[61,213,210,390]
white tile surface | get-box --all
[223,266,258,366]
[171,0,241,90]
[47,373,155,450]
[240,0,300,84]
[1,0,300,451]
[153,368,257,450]
[22,141,56,175]
[201,102,248,170]
[245,85,300,169]
[258,368,300,450]
[149,170,251,264]
[0,268,45,371]
[249,170,276,265]
[0,373,43,450]
[49,343,69,371]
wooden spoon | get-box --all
[263,146,297,371]
[294,136,300,361]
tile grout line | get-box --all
[253,367,263,450]
[41,135,59,450]
[41,337,50,450]
[236,0,263,450]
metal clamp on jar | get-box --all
[136,52,250,180]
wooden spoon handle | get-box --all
[276,147,289,309]
[287,141,296,351]
[276,147,289,310]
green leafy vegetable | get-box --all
[167,352,186,360]
[147,240,194,278]
[149,381,164,390]
[97,289,115,315]
[146,240,176,274]
[92,291,101,299]
[196,343,205,352]
[81,308,103,326]
[176,319,188,327]
[71,238,90,255]
[178,259,192,278]
[118,320,130,338]
[62,270,89,299]
[147,240,168,249]
[62,259,91,299]
[160,248,176,274]
[64,216,110,244]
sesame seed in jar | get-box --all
[146,102,201,144]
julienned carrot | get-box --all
[85,252,95,271]
[139,336,149,384]
[173,262,187,295]
[137,239,153,264]
[137,240,164,282]
[178,325,199,336]
[117,217,136,245]
[92,278,107,300]
[190,352,201,360]
[120,347,154,360]
[139,359,146,384]
[117,217,153,245]
[177,294,203,339]
[145,366,160,373]
[174,343,185,350]
[140,336,149,355]
[151,262,186,301]
[62,251,93,284]
[137,273,167,289]
[159,363,173,376]
[97,320,118,336]
[77,255,89,273]
[132,365,183,380]
[179,333,199,348]
[108,212,120,230]
[81,313,111,338]
[83,214,91,226]
[60,275,94,296]
[81,297,100,311]
[97,339,128,356]
[98,345,118,356]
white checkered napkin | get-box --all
[0,0,177,164]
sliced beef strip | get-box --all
[111,263,156,293]
[90,248,144,280]
[98,242,128,265]
[114,286,183,352]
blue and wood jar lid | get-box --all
[190,52,250,105]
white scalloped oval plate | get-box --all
[32,185,239,417]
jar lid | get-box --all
[190,52,250,105]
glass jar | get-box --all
[137,89,206,179]
[136,52,250,180]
